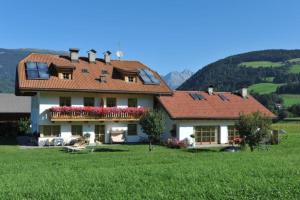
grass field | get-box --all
[0,124,300,200]
[288,64,300,74]
[239,61,283,68]
[249,83,283,94]
[281,94,300,107]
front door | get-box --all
[95,125,105,143]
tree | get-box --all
[18,117,31,135]
[139,110,165,151]
[236,112,272,151]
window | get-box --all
[194,126,217,144]
[84,97,94,106]
[128,76,134,82]
[59,72,72,80]
[59,97,71,106]
[127,124,137,136]
[170,124,177,137]
[40,125,60,137]
[228,126,239,141]
[106,98,116,107]
[71,125,82,136]
[128,98,137,107]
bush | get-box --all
[236,112,272,151]
[18,118,31,135]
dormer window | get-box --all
[125,75,136,83]
[59,72,72,80]
[54,64,75,80]
[128,76,134,82]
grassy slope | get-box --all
[249,83,283,94]
[281,94,300,106]
[239,61,283,68]
[0,124,300,200]
[289,64,300,73]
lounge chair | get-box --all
[110,131,126,144]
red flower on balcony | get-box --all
[49,106,148,119]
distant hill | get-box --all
[178,49,300,112]
[163,69,193,89]
[0,48,67,93]
[178,49,300,92]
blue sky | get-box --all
[1,0,300,75]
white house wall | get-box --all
[161,111,236,145]
[34,92,153,144]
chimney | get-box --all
[241,87,248,98]
[69,48,79,62]
[104,51,111,64]
[208,85,214,95]
[88,49,97,63]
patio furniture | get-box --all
[110,130,126,144]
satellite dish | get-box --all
[116,50,124,60]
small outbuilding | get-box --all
[158,88,276,147]
[0,93,31,136]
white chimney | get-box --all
[104,51,111,64]
[88,49,97,63]
[208,85,214,95]
[241,87,248,98]
[69,48,79,62]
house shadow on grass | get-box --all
[94,148,129,153]
[60,147,129,154]
[184,148,221,153]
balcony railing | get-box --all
[49,106,148,121]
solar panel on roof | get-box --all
[27,70,39,79]
[143,69,160,84]
[26,62,50,80]
[37,62,48,70]
[26,62,37,70]
[138,69,153,84]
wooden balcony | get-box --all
[49,106,148,122]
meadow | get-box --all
[281,94,300,107]
[248,83,283,94]
[0,123,299,200]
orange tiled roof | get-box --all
[17,53,172,95]
[158,91,276,119]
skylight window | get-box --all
[218,93,229,101]
[189,93,205,100]
[26,62,49,80]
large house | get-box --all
[16,48,275,146]
[16,49,171,144]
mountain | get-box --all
[163,69,193,89]
[0,48,67,93]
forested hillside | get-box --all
[178,49,300,118]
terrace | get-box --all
[49,106,148,122]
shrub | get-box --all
[139,110,165,151]
[18,118,31,135]
[236,112,272,151]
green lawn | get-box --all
[281,94,300,107]
[249,83,283,94]
[239,61,283,68]
[0,124,300,200]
